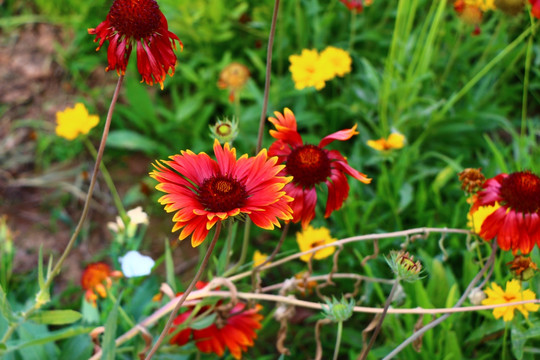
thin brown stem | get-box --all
[144,222,222,360]
[255,0,280,153]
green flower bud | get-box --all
[321,296,355,322]
[386,250,423,282]
[209,117,239,144]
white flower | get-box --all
[126,206,149,225]
[119,250,155,278]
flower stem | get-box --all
[0,75,124,344]
[521,15,535,139]
[255,0,280,153]
[144,222,222,360]
[332,321,343,360]
[359,279,399,360]
[83,138,128,224]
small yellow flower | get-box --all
[55,103,99,140]
[319,46,352,78]
[366,132,405,151]
[482,280,539,321]
[466,0,496,11]
[289,49,333,90]
[253,250,269,267]
[296,226,337,262]
[467,202,500,234]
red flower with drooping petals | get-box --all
[81,262,122,306]
[474,171,540,254]
[268,108,371,228]
[88,0,182,89]
[150,139,293,247]
[170,283,263,360]
[530,0,540,18]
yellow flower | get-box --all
[319,46,352,78]
[289,49,333,90]
[296,226,337,262]
[482,280,539,322]
[466,0,495,11]
[253,250,269,267]
[55,103,99,140]
[366,132,405,151]
[467,202,500,234]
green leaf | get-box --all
[81,298,100,324]
[29,310,82,325]
[101,295,120,360]
[106,130,162,153]
[511,325,540,360]
[164,238,176,293]
[5,326,93,355]
[0,284,17,323]
[35,246,50,308]
[190,313,217,330]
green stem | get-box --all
[83,138,127,224]
[521,16,535,139]
[332,321,343,360]
[108,292,135,328]
[223,220,235,270]
[0,75,124,345]
[223,219,251,277]
[502,324,509,360]
[348,11,357,52]
[144,222,222,360]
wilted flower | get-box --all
[151,139,293,247]
[119,250,155,278]
[268,108,371,227]
[209,117,239,144]
[468,287,487,305]
[458,168,486,193]
[366,132,405,152]
[482,280,539,321]
[81,262,122,306]
[474,171,540,254]
[495,0,525,15]
[217,62,250,102]
[55,103,99,140]
[507,255,538,281]
[170,283,263,360]
[88,0,182,89]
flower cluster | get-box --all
[289,46,352,90]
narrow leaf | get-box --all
[101,295,120,360]
[29,310,82,325]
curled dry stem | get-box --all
[314,318,332,360]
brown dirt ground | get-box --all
[0,23,196,295]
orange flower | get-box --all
[81,262,122,306]
[88,0,182,89]
[150,139,294,247]
[474,171,540,254]
[366,132,405,152]
[268,108,371,228]
[170,300,263,359]
[217,62,250,102]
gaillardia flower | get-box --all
[88,0,182,89]
[474,171,540,254]
[268,108,371,227]
[170,294,263,359]
[81,262,122,306]
[339,0,373,13]
[55,103,99,140]
[296,225,337,262]
[150,139,293,247]
[217,62,250,102]
[481,280,539,322]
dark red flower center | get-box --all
[198,175,247,213]
[499,171,540,213]
[286,145,331,188]
[108,0,162,40]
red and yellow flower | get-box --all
[88,0,182,89]
[81,262,122,306]
[474,171,540,254]
[151,139,294,247]
[268,108,371,228]
[339,0,373,13]
[170,284,263,360]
